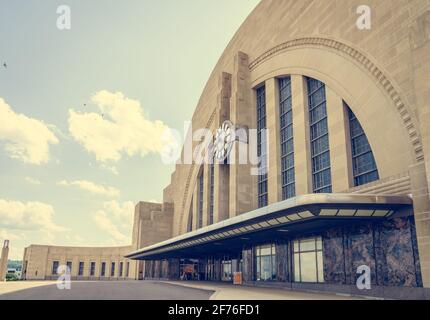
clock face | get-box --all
[213,120,235,163]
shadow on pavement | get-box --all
[0,281,214,300]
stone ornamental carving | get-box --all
[213,120,235,163]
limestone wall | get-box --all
[160,0,430,286]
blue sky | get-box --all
[0,0,259,259]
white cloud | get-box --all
[24,177,42,185]
[93,200,134,244]
[0,200,68,260]
[0,199,66,234]
[68,90,176,163]
[146,199,159,204]
[100,163,119,175]
[0,98,59,165]
[64,233,85,245]
[93,211,128,243]
[102,200,134,221]
[0,229,21,241]
[58,179,120,198]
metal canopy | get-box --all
[125,194,412,260]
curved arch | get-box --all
[249,37,423,163]
[344,101,380,186]
[178,37,424,235]
[180,163,207,234]
[179,110,217,233]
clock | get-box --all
[213,120,235,163]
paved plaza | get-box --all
[0,280,361,300]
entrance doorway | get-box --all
[204,257,216,281]
[179,259,198,280]
[221,259,232,282]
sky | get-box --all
[0,0,260,260]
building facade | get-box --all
[126,0,430,299]
[22,202,174,281]
[21,0,430,299]
[22,245,135,281]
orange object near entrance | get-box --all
[233,272,242,285]
[184,265,194,273]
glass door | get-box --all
[205,257,215,281]
[221,259,232,282]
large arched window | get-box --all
[279,77,295,200]
[346,103,379,186]
[197,170,204,229]
[306,77,332,193]
[187,198,193,232]
[208,163,214,225]
[257,85,268,207]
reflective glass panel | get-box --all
[300,252,318,282]
[279,77,296,200]
[307,77,332,193]
[255,244,276,281]
[256,86,268,207]
[346,103,379,186]
[293,237,324,283]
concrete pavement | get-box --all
[162,281,362,300]
[0,280,213,300]
[0,280,364,300]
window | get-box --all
[52,261,59,275]
[346,103,379,186]
[101,262,106,277]
[256,85,268,207]
[197,171,204,229]
[126,261,130,278]
[209,163,214,225]
[180,259,198,280]
[187,199,193,232]
[119,262,123,277]
[111,262,116,277]
[66,261,72,273]
[90,262,96,276]
[205,257,216,281]
[255,244,276,281]
[221,259,232,282]
[307,77,332,193]
[279,77,295,199]
[78,262,84,276]
[293,237,324,283]
[23,261,28,275]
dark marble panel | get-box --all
[373,223,387,286]
[151,261,156,278]
[160,260,169,278]
[410,217,423,287]
[343,228,353,284]
[153,260,161,278]
[321,216,422,288]
[323,228,346,284]
[242,247,253,283]
[379,217,419,287]
[145,260,154,278]
[348,223,377,285]
[213,258,221,281]
[168,259,180,280]
[276,242,289,282]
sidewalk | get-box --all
[161,281,363,300]
[0,281,57,296]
